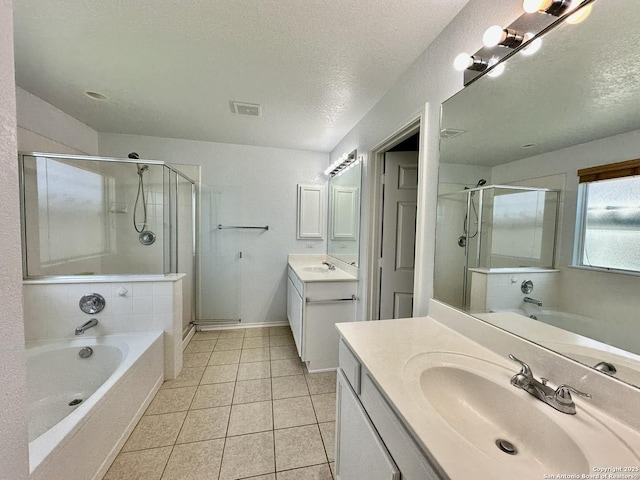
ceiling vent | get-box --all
[440,128,467,139]
[230,101,262,116]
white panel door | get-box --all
[336,370,400,480]
[380,152,419,320]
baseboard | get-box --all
[182,326,196,350]
[197,321,289,331]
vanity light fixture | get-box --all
[565,3,592,24]
[325,151,357,177]
[523,0,591,23]
[521,34,543,56]
[453,53,490,72]
[487,62,506,78]
[483,26,526,49]
[523,0,573,16]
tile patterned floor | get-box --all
[105,326,336,480]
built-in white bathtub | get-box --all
[26,332,164,480]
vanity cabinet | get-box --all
[336,339,443,480]
[286,265,356,371]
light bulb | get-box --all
[566,3,592,24]
[453,53,473,71]
[521,34,543,56]
[523,0,552,13]
[483,25,506,47]
[488,63,506,78]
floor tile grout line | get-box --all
[216,361,239,480]
[157,444,174,480]
[271,364,277,476]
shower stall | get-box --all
[434,184,560,310]
[18,152,197,337]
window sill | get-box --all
[567,264,640,278]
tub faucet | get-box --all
[322,261,336,271]
[523,296,542,307]
[508,354,591,415]
[75,318,98,335]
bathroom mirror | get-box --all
[327,159,362,267]
[436,0,640,389]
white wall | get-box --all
[16,87,99,155]
[328,0,525,319]
[0,0,29,477]
[99,133,329,325]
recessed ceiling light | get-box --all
[84,91,108,101]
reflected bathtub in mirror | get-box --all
[435,0,640,389]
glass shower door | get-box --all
[198,185,242,323]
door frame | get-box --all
[366,116,422,320]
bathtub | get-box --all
[26,332,164,480]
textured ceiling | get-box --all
[13,0,471,152]
[440,1,640,166]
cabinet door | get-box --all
[297,184,326,239]
[336,370,400,480]
[287,277,304,358]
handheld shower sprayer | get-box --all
[129,152,156,245]
[459,178,488,246]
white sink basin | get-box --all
[402,352,639,477]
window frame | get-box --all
[573,162,640,275]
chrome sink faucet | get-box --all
[322,261,336,271]
[75,318,99,335]
[509,354,591,415]
[523,296,543,307]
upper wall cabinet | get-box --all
[297,184,326,239]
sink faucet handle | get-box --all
[509,354,533,377]
[554,385,591,405]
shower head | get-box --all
[476,179,487,187]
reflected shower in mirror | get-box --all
[327,151,362,267]
[435,0,640,390]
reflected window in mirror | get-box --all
[435,0,640,390]
[576,160,640,273]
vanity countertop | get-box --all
[288,255,357,283]
[336,317,640,479]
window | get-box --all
[36,158,110,265]
[575,160,640,273]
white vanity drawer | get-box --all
[339,339,361,394]
[360,373,443,480]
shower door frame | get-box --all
[458,184,561,310]
[18,152,198,331]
